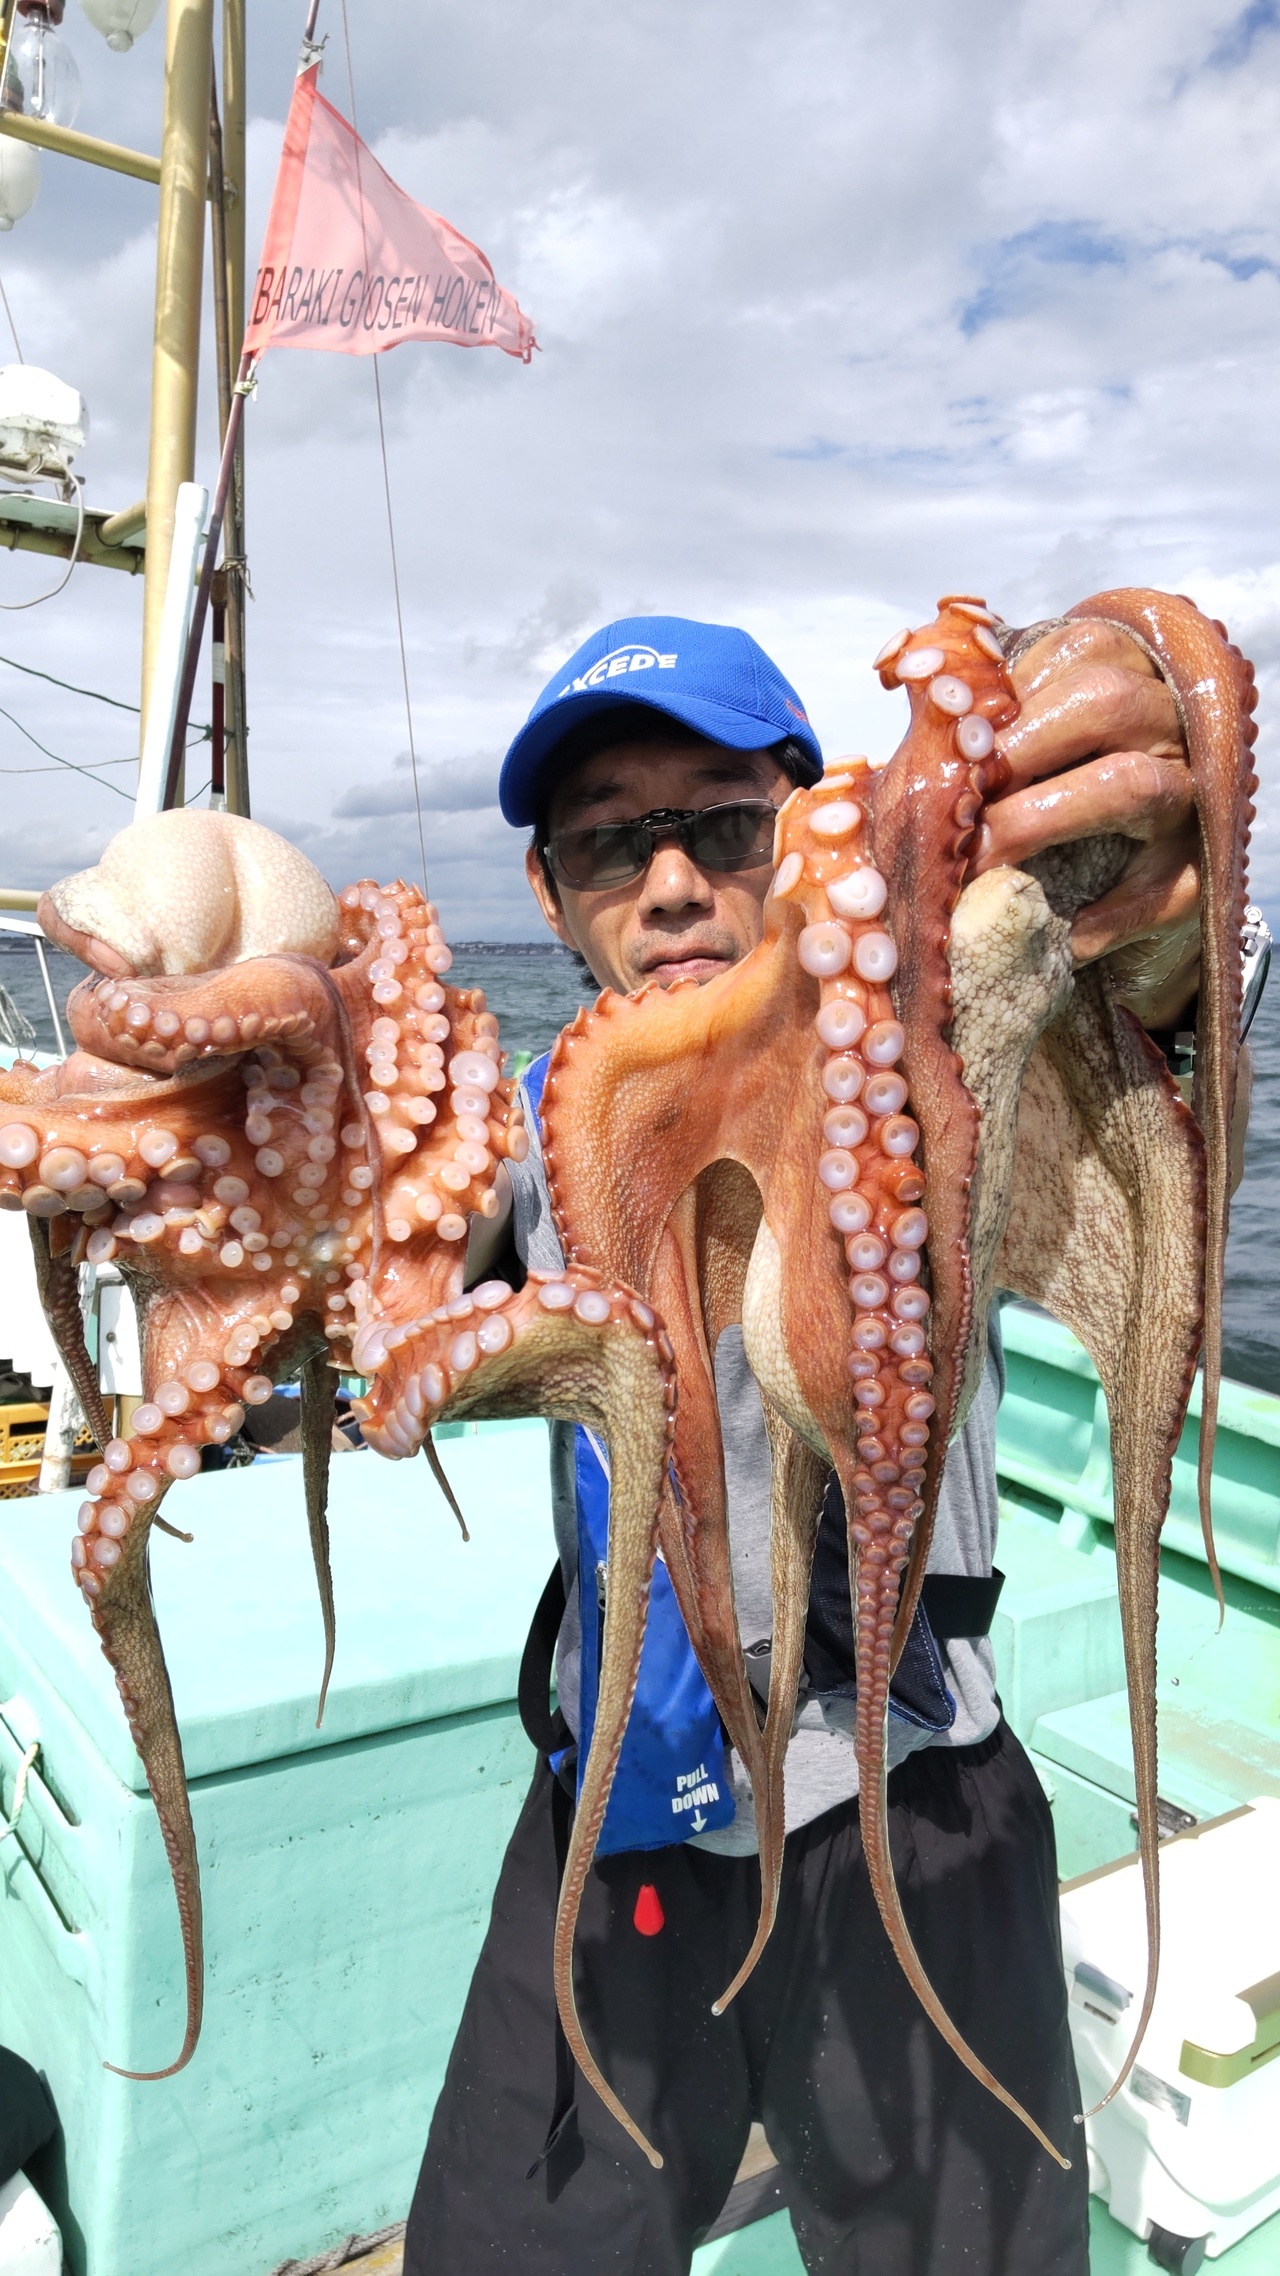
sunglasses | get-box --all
[544,799,780,892]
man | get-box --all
[405,609,1203,2274]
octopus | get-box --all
[3,810,676,2089]
[0,587,1254,2180]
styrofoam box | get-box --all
[1060,1798,1280,2257]
[0,1428,552,2276]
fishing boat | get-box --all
[0,7,1275,2275]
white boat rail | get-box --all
[0,912,66,1058]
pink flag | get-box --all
[244,64,536,363]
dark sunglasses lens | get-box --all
[687,804,776,870]
[550,821,652,888]
[548,802,777,889]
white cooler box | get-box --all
[1060,1799,1280,2265]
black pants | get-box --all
[405,1721,1088,2275]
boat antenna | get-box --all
[339,0,429,901]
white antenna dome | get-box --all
[0,364,88,481]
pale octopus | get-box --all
[0,587,1254,2177]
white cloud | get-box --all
[0,0,1275,935]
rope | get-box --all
[267,2219,405,2276]
[339,0,429,898]
[0,1739,39,1845]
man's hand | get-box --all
[970,617,1201,1029]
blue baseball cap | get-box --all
[498,613,823,826]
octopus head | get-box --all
[39,808,341,979]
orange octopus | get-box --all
[0,586,1255,2177]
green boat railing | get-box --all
[997,1303,1280,1598]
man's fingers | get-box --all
[997,664,1184,786]
[972,750,1195,874]
[1069,832,1201,966]
[988,614,1202,1028]
[1010,618,1160,701]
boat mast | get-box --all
[219,0,247,813]
[139,0,211,799]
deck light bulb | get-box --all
[77,0,162,53]
[5,2,82,128]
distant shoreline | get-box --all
[449,940,575,956]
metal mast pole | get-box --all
[220,0,249,814]
[140,0,215,785]
[162,0,325,809]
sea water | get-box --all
[3,935,1275,1397]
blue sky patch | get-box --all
[960,221,1127,335]
[1205,0,1280,71]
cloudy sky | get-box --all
[1,0,1278,938]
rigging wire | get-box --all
[0,269,23,363]
[339,0,430,899]
[0,654,211,768]
[0,650,146,712]
[0,754,136,777]
[0,700,135,796]
[0,702,207,787]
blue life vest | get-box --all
[521,1050,955,1858]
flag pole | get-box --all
[161,0,324,811]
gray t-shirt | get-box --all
[509,1097,1001,1857]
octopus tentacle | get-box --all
[298,1345,337,1726]
[999,973,1204,2115]
[712,1400,826,2015]
[866,598,1016,1665]
[770,775,1067,2160]
[75,1341,261,2076]
[66,956,337,1076]
[423,1432,470,1540]
[25,1213,112,1450]
[1065,589,1258,1614]
[544,1009,775,1938]
[541,968,801,1998]
[363,1271,677,2168]
[546,1318,674,2171]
